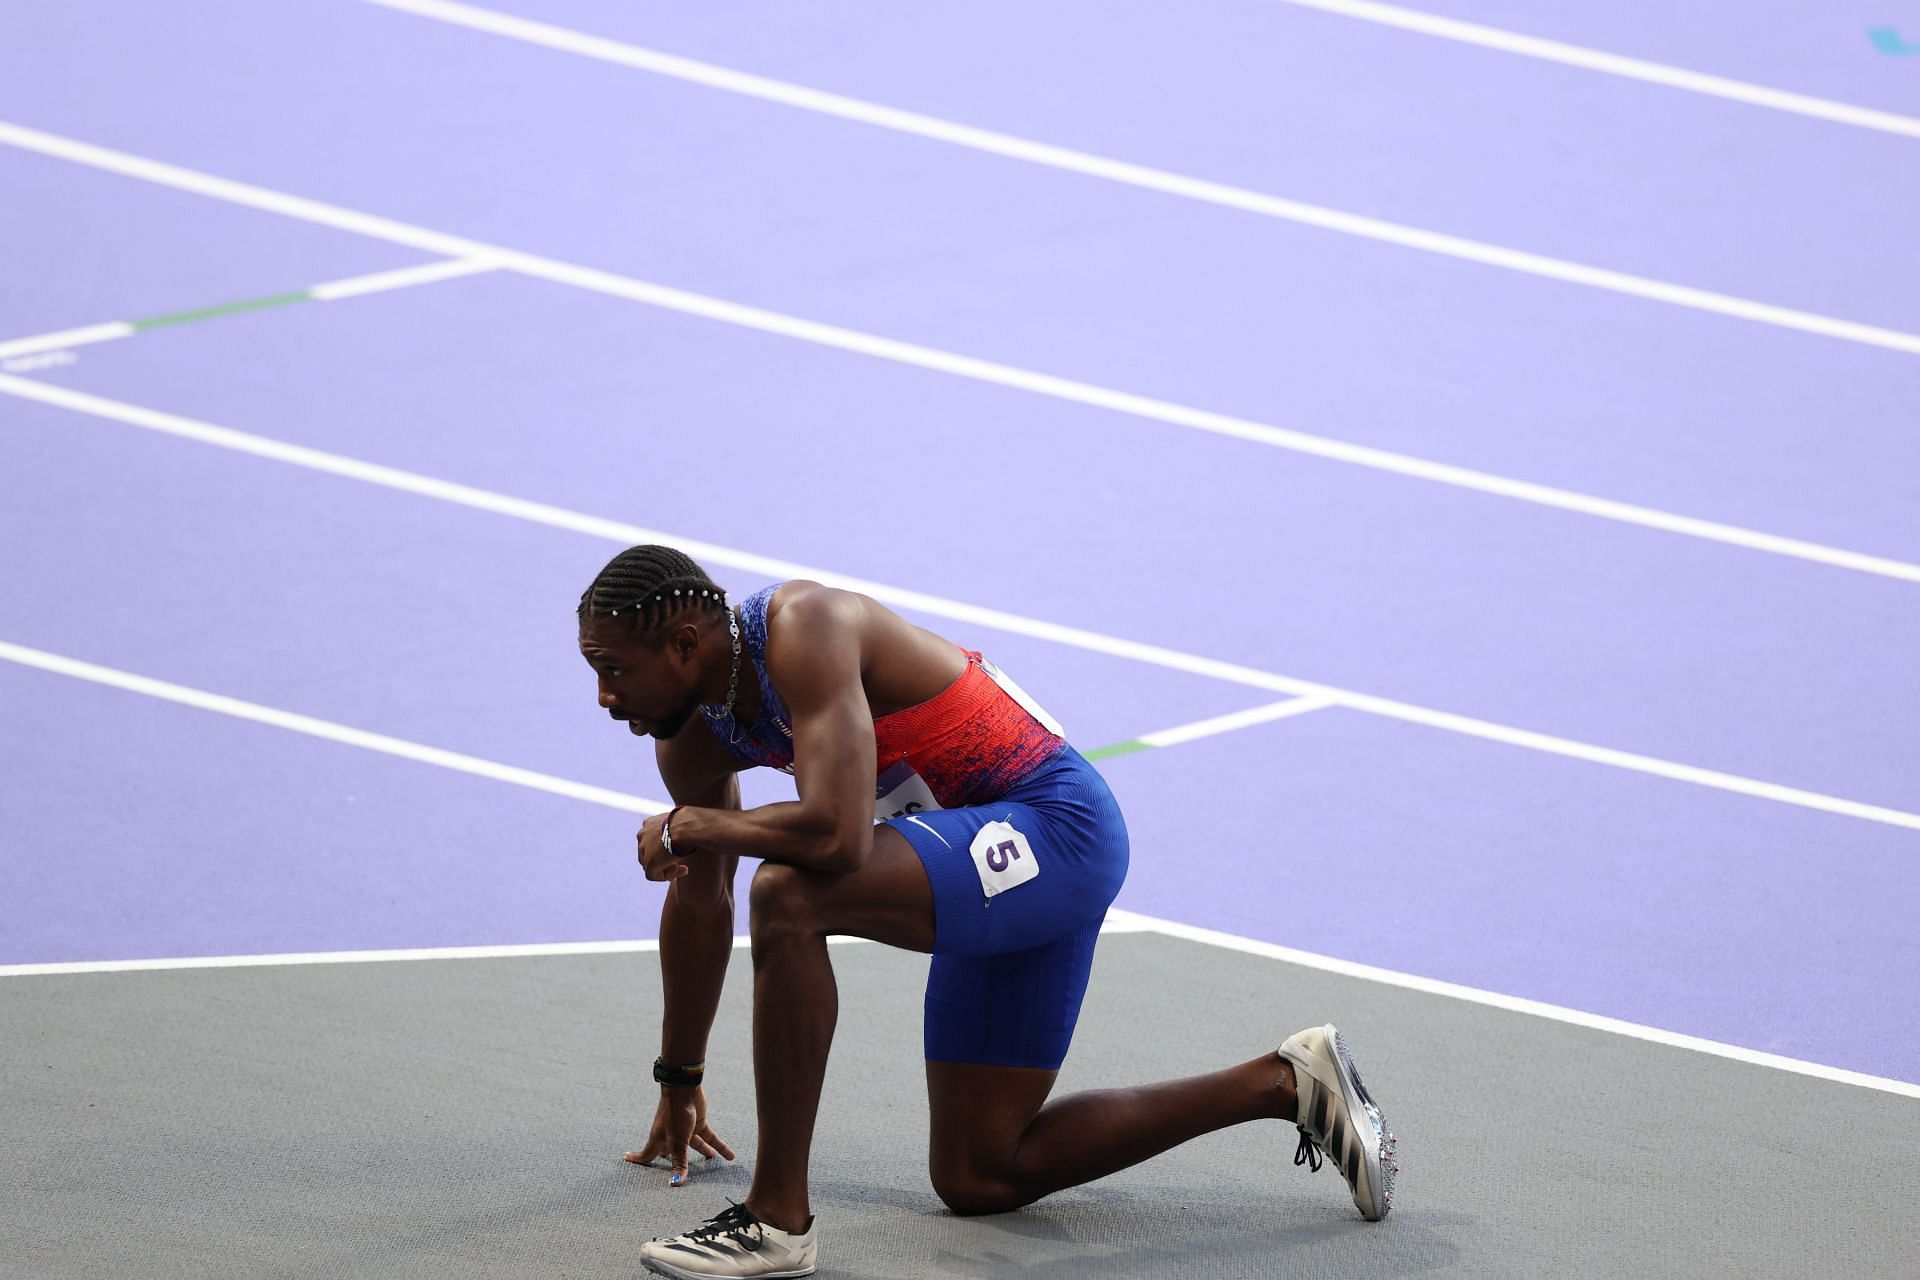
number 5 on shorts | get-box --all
[969,819,1039,898]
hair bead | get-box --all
[577,546,729,632]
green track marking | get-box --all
[1083,739,1153,763]
[131,290,314,331]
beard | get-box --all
[648,697,703,740]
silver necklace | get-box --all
[703,607,744,741]
[719,607,742,720]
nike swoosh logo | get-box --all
[904,815,951,848]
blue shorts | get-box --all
[883,745,1129,1070]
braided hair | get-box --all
[577,545,729,634]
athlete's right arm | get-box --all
[625,725,742,1183]
[656,733,740,1066]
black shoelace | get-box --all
[1294,1129,1324,1173]
[684,1201,766,1254]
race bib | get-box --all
[875,760,942,822]
[980,658,1065,737]
[969,819,1039,898]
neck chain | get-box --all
[702,610,737,740]
[717,607,742,725]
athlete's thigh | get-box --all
[920,917,1103,1073]
[754,823,936,953]
[922,925,1104,1178]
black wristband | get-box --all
[653,1057,705,1088]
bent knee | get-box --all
[930,1164,1028,1217]
[748,862,817,939]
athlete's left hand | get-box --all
[624,1086,735,1186]
[638,810,692,881]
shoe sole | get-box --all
[642,1256,816,1280]
[1328,1025,1396,1221]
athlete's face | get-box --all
[578,615,705,740]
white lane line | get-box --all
[0,934,883,978]
[306,254,500,301]
[4,123,1915,586]
[0,257,497,360]
[357,0,1920,358]
[465,260,1920,587]
[0,322,136,361]
[0,121,486,257]
[1105,911,1920,1100]
[1271,0,1920,140]
[0,940,676,977]
[6,372,1920,835]
[0,639,668,817]
[5,911,1911,1099]
[1137,694,1337,748]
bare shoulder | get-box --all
[766,580,865,629]
[765,580,964,715]
[764,581,870,659]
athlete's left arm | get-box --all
[654,589,877,875]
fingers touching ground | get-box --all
[695,1124,736,1162]
[620,1128,736,1183]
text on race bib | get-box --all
[875,760,942,822]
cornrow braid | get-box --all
[577,545,729,632]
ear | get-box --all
[669,619,703,665]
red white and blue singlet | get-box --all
[702,583,1129,1071]
[699,585,1067,809]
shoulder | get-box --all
[763,581,867,686]
[765,580,864,640]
